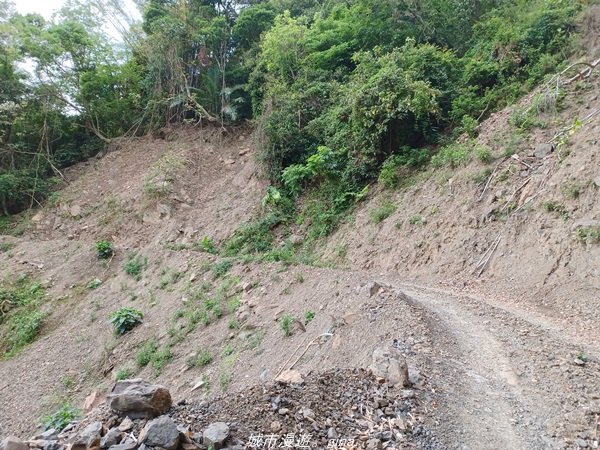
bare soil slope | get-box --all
[1,16,600,449]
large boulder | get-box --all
[370,346,409,387]
[202,422,229,450]
[139,416,180,450]
[107,379,171,419]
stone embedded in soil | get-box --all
[202,422,230,449]
[1,437,29,450]
[370,346,409,387]
[139,416,180,450]
[107,379,172,419]
[275,369,304,384]
[83,392,106,414]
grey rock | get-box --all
[202,422,230,449]
[533,143,553,158]
[117,418,133,432]
[107,379,172,419]
[34,430,58,441]
[370,346,409,387]
[594,176,600,188]
[43,442,64,450]
[2,437,29,450]
[139,416,180,450]
[366,438,382,450]
[366,282,383,297]
[71,422,103,450]
[100,428,123,449]
[327,428,338,440]
[107,443,136,450]
[575,438,588,448]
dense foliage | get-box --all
[0,0,583,236]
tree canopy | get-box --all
[0,0,582,217]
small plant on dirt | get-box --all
[228,318,240,329]
[218,372,232,390]
[304,310,315,325]
[562,182,581,199]
[0,242,15,253]
[95,240,113,260]
[575,226,600,244]
[198,236,218,254]
[473,167,493,184]
[279,314,295,337]
[194,349,213,367]
[475,146,493,164]
[109,307,143,335]
[212,260,232,278]
[409,214,423,225]
[150,347,173,376]
[159,268,182,290]
[124,254,147,281]
[371,200,396,224]
[247,330,264,350]
[115,367,133,380]
[542,201,569,221]
[42,403,80,431]
[221,343,235,357]
[294,273,304,283]
[87,278,102,289]
[136,339,159,367]
[135,338,172,375]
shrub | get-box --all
[42,404,80,431]
[95,241,113,260]
[475,146,493,163]
[196,349,213,366]
[109,307,143,335]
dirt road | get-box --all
[389,280,600,450]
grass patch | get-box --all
[212,260,232,278]
[576,225,600,244]
[41,403,80,432]
[370,199,396,224]
[135,338,172,376]
[279,314,295,337]
[0,242,15,253]
[409,214,423,225]
[115,367,133,380]
[0,275,47,358]
[124,254,147,281]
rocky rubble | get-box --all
[1,360,436,450]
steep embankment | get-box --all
[322,63,600,343]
